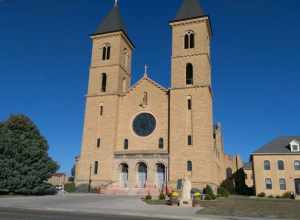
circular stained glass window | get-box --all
[133,113,156,137]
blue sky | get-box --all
[0,0,299,174]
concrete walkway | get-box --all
[0,194,277,220]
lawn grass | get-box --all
[197,196,300,219]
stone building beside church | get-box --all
[75,0,241,195]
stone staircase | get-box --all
[99,182,163,196]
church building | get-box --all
[75,0,241,195]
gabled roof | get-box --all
[253,136,300,155]
[127,74,167,94]
[173,0,206,22]
[94,4,127,36]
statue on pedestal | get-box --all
[180,176,192,205]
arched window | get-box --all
[106,46,111,60]
[279,178,286,190]
[143,92,148,106]
[124,139,128,150]
[295,160,300,170]
[184,31,195,49]
[94,161,99,175]
[100,104,104,116]
[97,138,101,148]
[264,160,271,170]
[188,135,192,146]
[187,96,192,110]
[102,44,111,60]
[101,73,107,92]
[190,33,195,48]
[122,78,127,93]
[186,63,193,85]
[187,161,193,171]
[184,34,189,49]
[102,47,106,60]
[159,138,164,149]
[123,48,129,67]
[278,160,284,170]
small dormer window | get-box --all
[290,140,300,152]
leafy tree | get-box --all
[0,115,59,195]
[220,178,235,194]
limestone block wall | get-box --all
[169,87,216,189]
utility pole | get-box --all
[88,163,92,193]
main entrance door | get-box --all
[137,162,147,188]
[156,163,165,190]
[120,164,129,188]
[295,179,300,195]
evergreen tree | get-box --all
[0,115,59,195]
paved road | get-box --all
[0,208,178,220]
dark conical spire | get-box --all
[174,0,205,22]
[94,3,127,35]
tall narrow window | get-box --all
[143,92,148,106]
[124,139,128,150]
[279,178,286,190]
[100,105,104,116]
[101,73,107,92]
[122,78,127,93]
[94,161,99,175]
[102,47,106,60]
[278,160,284,170]
[265,178,272,189]
[186,63,193,85]
[187,97,192,110]
[106,46,111,60]
[188,135,192,146]
[187,161,193,171]
[190,33,195,48]
[184,34,189,49]
[123,48,129,68]
[102,44,111,60]
[97,138,101,148]
[264,160,271,170]
[159,138,164,149]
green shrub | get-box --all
[281,192,294,199]
[217,186,230,198]
[220,178,235,194]
[159,192,166,200]
[64,182,76,193]
[268,195,274,199]
[204,185,216,200]
[257,192,266,197]
[145,193,152,200]
[204,194,213,200]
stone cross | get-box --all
[144,64,148,75]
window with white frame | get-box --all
[290,140,300,152]
[279,178,286,190]
[265,178,272,190]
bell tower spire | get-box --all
[88,2,134,96]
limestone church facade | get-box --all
[75,0,241,194]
